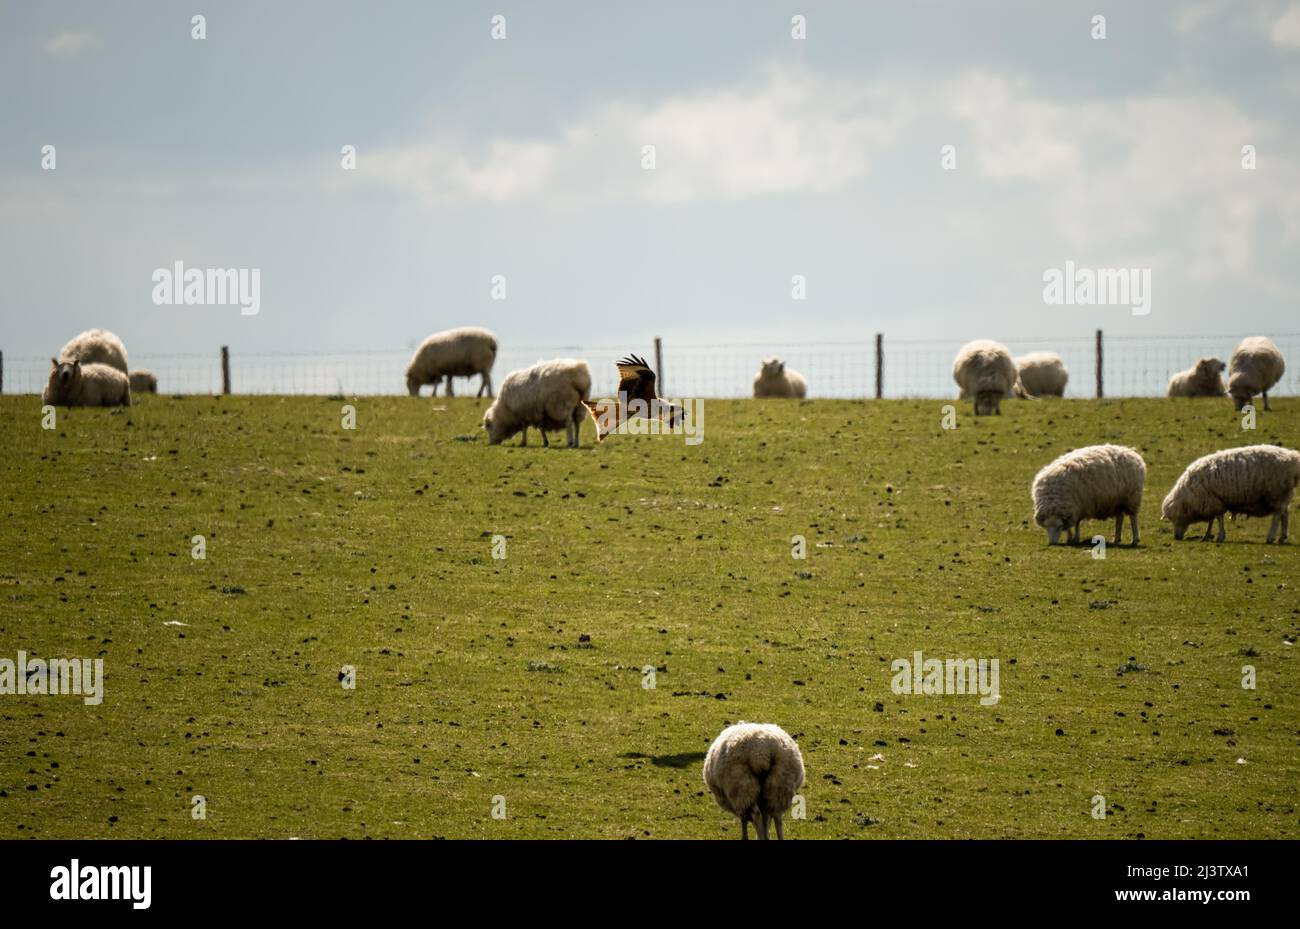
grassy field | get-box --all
[1,394,1297,839]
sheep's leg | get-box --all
[445,375,455,398]
[485,373,493,398]
[740,819,748,841]
[1201,522,1214,541]
[1129,512,1139,546]
[775,815,785,841]
[1263,391,1271,412]
[1114,514,1124,545]
[1266,512,1279,544]
[1281,509,1289,543]
[430,381,439,398]
[1216,514,1227,543]
[540,430,549,448]
[756,811,769,840]
[519,427,527,447]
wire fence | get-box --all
[3,333,1298,400]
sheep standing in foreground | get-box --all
[129,370,158,394]
[1015,351,1068,398]
[1227,337,1286,411]
[703,722,805,841]
[752,358,807,399]
[405,327,498,398]
[1167,357,1227,398]
[58,329,129,374]
[953,340,1024,415]
[41,359,131,407]
[482,359,591,448]
[1161,445,1300,543]
[1030,444,1146,545]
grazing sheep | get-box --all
[58,329,128,374]
[1161,445,1300,543]
[482,359,591,448]
[1031,444,1146,545]
[1015,351,1068,398]
[752,358,807,399]
[703,722,805,841]
[1167,357,1227,398]
[953,340,1023,415]
[1227,337,1286,411]
[128,370,158,394]
[41,359,131,407]
[405,327,498,398]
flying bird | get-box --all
[583,354,683,441]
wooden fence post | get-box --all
[654,337,664,395]
[874,333,883,399]
[1095,329,1103,399]
[0,350,4,395]
[221,346,231,395]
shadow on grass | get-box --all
[621,751,707,769]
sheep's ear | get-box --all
[51,358,58,368]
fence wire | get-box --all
[3,335,1297,400]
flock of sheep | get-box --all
[37,324,1296,839]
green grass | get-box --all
[1,395,1297,839]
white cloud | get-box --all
[362,66,913,207]
[1270,2,1300,47]
[41,30,101,58]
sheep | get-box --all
[1161,445,1300,543]
[1227,336,1286,412]
[1015,351,1068,398]
[1167,357,1227,398]
[1030,444,1146,546]
[482,359,591,448]
[702,722,805,841]
[41,359,131,407]
[405,327,497,398]
[58,329,128,374]
[128,370,158,394]
[953,340,1024,415]
[752,358,807,399]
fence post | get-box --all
[874,333,883,399]
[221,346,231,395]
[654,337,663,395]
[0,350,4,395]
[1095,329,1103,399]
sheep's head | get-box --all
[405,371,421,396]
[973,390,1001,416]
[46,358,80,401]
[1226,373,1252,411]
[1034,509,1067,545]
[1195,357,1226,378]
[481,405,512,445]
[1160,489,1191,539]
[760,358,785,379]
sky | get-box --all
[2,0,1299,365]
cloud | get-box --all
[41,30,101,58]
[1270,2,1300,47]
[361,66,913,207]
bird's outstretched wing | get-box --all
[615,354,657,402]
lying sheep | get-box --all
[59,329,128,374]
[405,327,497,398]
[1030,444,1146,545]
[703,722,805,841]
[41,359,131,407]
[1015,351,1068,398]
[752,358,807,399]
[1161,445,1300,543]
[953,340,1024,415]
[1227,336,1285,411]
[129,370,158,394]
[482,359,591,448]
[1167,357,1226,398]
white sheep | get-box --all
[58,329,128,374]
[752,358,807,399]
[1227,337,1286,411]
[1167,357,1227,398]
[1015,351,1068,398]
[1030,444,1146,545]
[41,359,131,407]
[702,722,805,841]
[128,370,158,394]
[1161,445,1300,543]
[482,359,591,448]
[405,327,498,398]
[953,340,1024,415]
